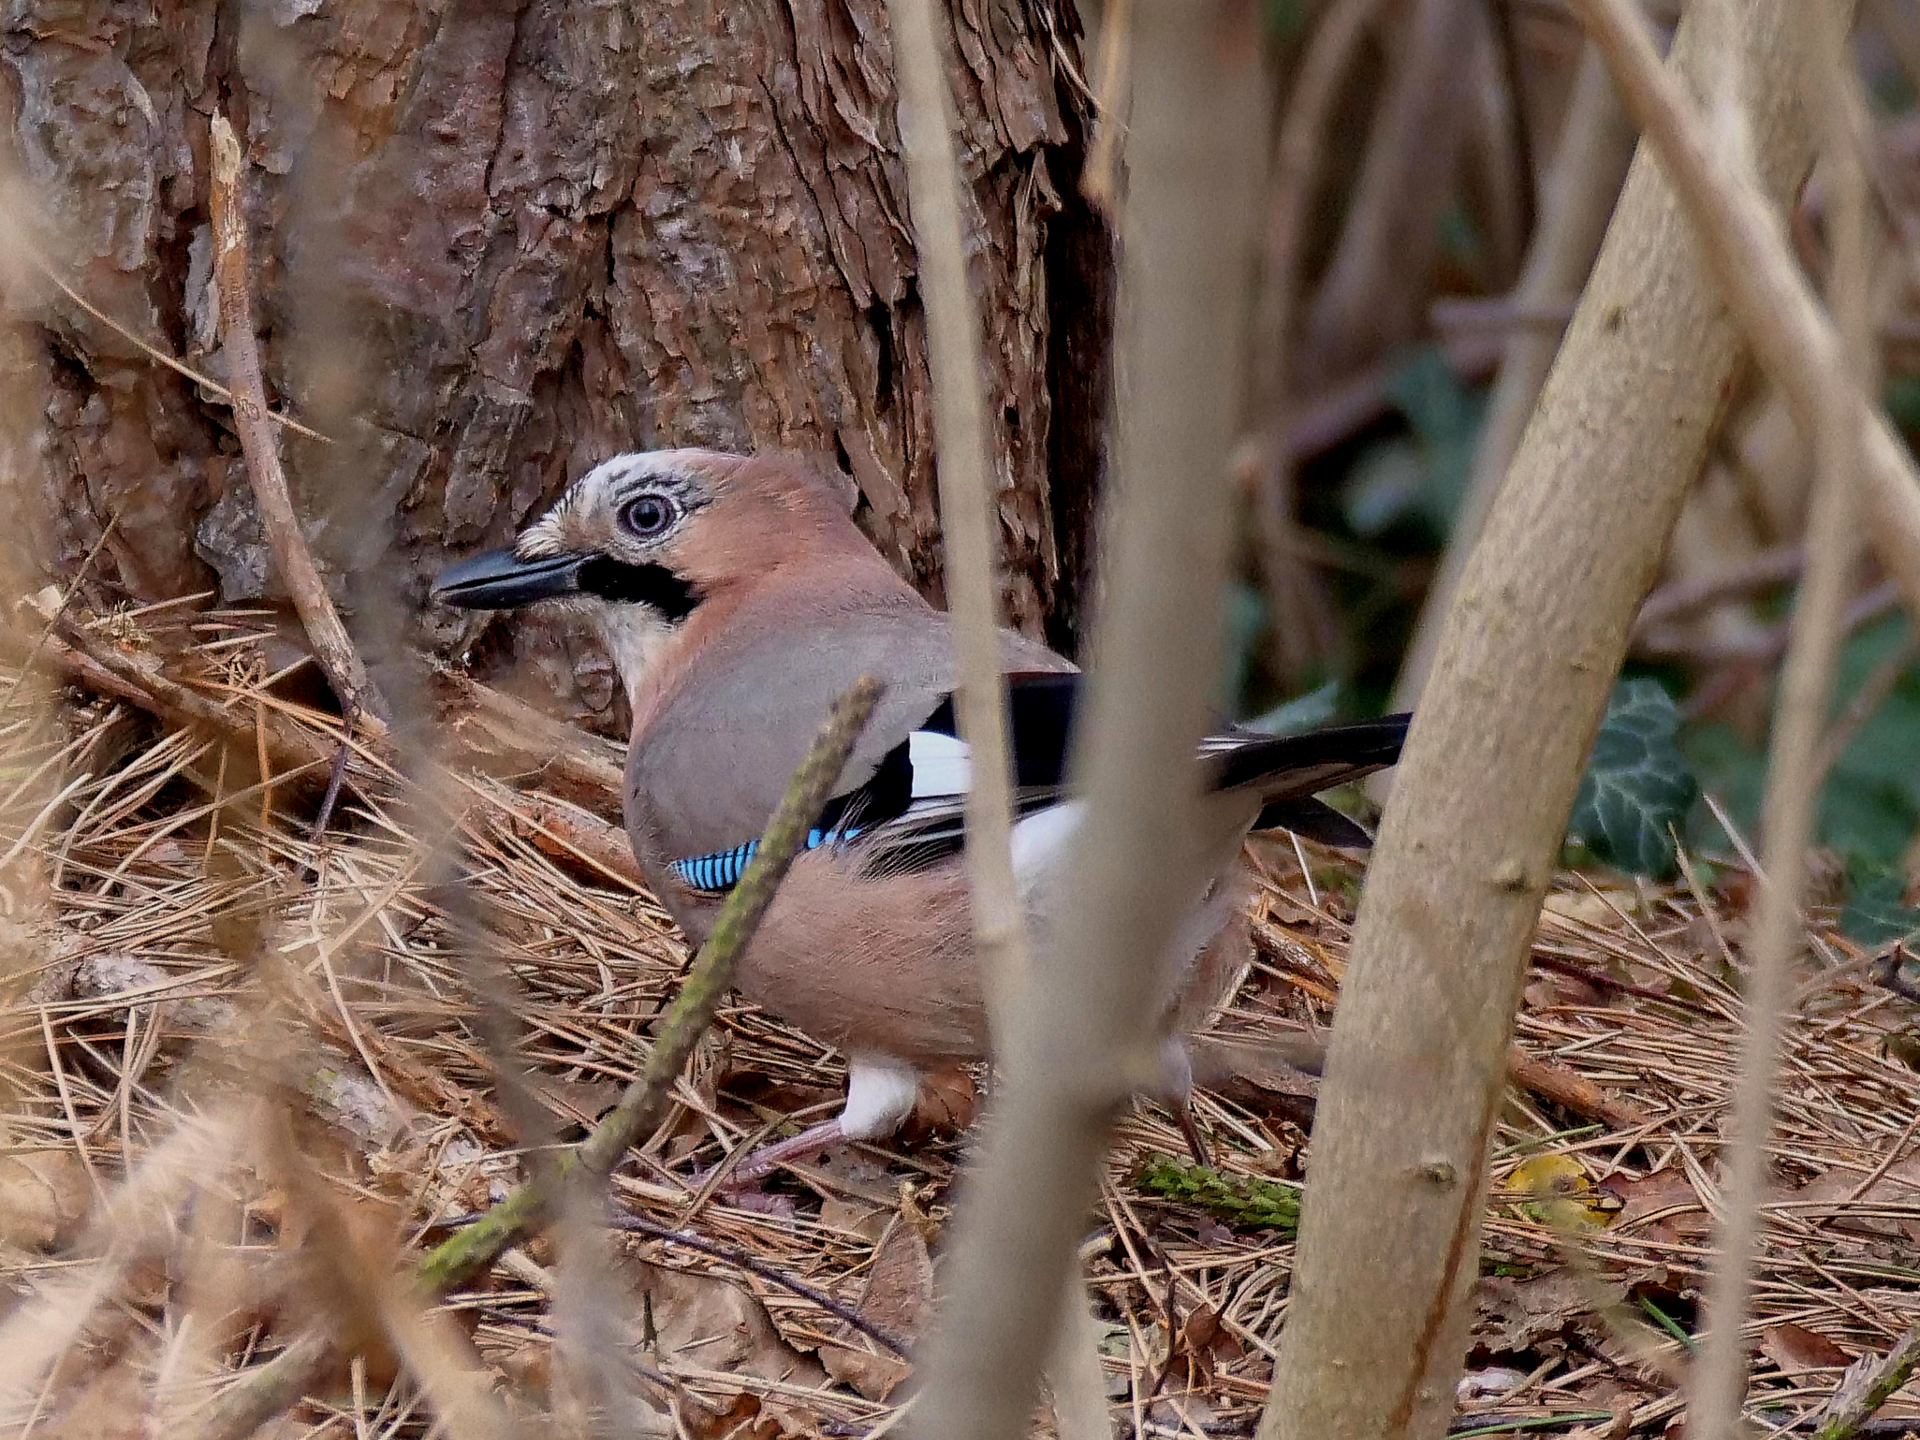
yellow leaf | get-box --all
[1505,1153,1616,1231]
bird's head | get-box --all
[431,447,866,689]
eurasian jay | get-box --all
[432,448,1406,1182]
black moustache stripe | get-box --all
[575,558,701,620]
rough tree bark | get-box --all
[0,0,1110,722]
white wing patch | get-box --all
[908,730,973,799]
[840,1055,923,1139]
[1009,799,1083,892]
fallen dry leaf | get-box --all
[1601,1168,1713,1247]
[1793,1157,1920,1241]
[820,1213,930,1400]
[1473,1271,1628,1353]
[679,1389,784,1440]
[1760,1321,1852,1373]
[903,1064,977,1138]
[0,1149,90,1249]
[624,1251,827,1389]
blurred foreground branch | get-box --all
[1560,0,1920,629]
[1394,43,1639,712]
[888,0,1110,1429]
[910,2,1269,1436]
[1262,4,1838,1438]
[192,678,883,1440]
[1547,2,1875,1435]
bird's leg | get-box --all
[706,1119,849,1190]
[699,1055,922,1192]
[1160,1036,1214,1168]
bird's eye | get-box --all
[620,492,678,539]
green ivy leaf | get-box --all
[1840,868,1920,948]
[1570,680,1699,878]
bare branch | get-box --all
[207,114,388,724]
[1562,0,1920,628]
[1394,42,1638,712]
[911,1,1268,1434]
[1260,4,1839,1436]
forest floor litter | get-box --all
[1,606,1916,1438]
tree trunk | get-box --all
[0,0,1110,724]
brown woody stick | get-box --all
[1260,4,1841,1437]
[194,678,884,1440]
[208,115,388,725]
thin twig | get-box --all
[193,675,883,1440]
[609,1209,911,1359]
[1563,0,1920,630]
[0,213,330,444]
[887,0,1030,1037]
[425,673,884,1285]
[207,114,387,724]
[308,703,358,845]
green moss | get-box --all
[1133,1157,1302,1234]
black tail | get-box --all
[1207,716,1409,849]
[1206,715,1410,796]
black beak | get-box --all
[430,548,589,609]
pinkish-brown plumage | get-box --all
[432,446,1405,1176]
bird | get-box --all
[432,448,1407,1184]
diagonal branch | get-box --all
[1562,0,1920,629]
[208,114,388,725]
[191,676,884,1440]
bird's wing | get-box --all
[852,686,1410,874]
[626,604,1071,876]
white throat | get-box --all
[591,604,680,710]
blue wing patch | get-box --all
[671,826,860,894]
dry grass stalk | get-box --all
[206,115,387,726]
[1261,3,1844,1436]
[911,2,1270,1435]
